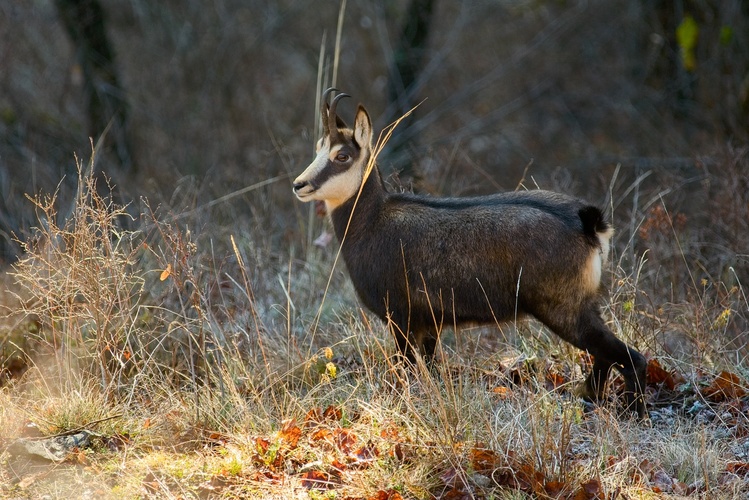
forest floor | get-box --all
[1,151,749,499]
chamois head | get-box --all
[293,88,373,210]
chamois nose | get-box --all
[293,180,308,192]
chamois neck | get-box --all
[329,164,387,242]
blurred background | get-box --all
[1,0,747,264]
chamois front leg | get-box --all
[391,321,437,366]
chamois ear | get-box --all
[353,105,372,148]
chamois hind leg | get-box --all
[538,304,647,418]
[575,305,647,418]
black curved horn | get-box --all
[327,92,350,143]
[320,87,337,137]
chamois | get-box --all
[293,89,647,418]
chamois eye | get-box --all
[335,153,349,162]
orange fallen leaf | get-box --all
[492,385,512,399]
[647,358,675,389]
[255,436,270,454]
[159,264,172,281]
[305,407,324,424]
[704,371,746,401]
[379,423,401,440]
[546,370,568,391]
[310,427,333,442]
[323,405,342,421]
[249,470,281,484]
[279,419,301,448]
[367,490,403,500]
[726,461,749,476]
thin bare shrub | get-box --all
[11,153,142,395]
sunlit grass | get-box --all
[1,144,748,498]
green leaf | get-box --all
[720,25,733,46]
[676,15,699,71]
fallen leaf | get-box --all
[544,479,569,497]
[390,442,406,461]
[363,490,405,500]
[300,470,332,489]
[160,264,172,281]
[647,358,677,390]
[651,469,677,493]
[351,440,379,464]
[305,407,324,423]
[310,427,333,442]
[470,447,501,474]
[546,370,568,391]
[279,419,301,448]
[704,371,746,401]
[255,436,270,455]
[323,405,343,421]
[335,428,357,454]
[330,458,347,472]
[441,487,472,500]
[206,430,229,444]
[492,385,512,399]
[439,467,466,490]
[380,423,401,440]
[515,462,545,494]
[726,461,749,476]
[574,478,604,499]
[249,470,282,484]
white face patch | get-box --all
[292,143,363,210]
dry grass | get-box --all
[0,146,748,499]
[2,2,749,497]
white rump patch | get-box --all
[583,251,603,292]
[582,225,614,292]
[597,225,614,268]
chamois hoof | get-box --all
[622,393,648,421]
[576,381,648,421]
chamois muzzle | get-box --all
[292,179,314,197]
